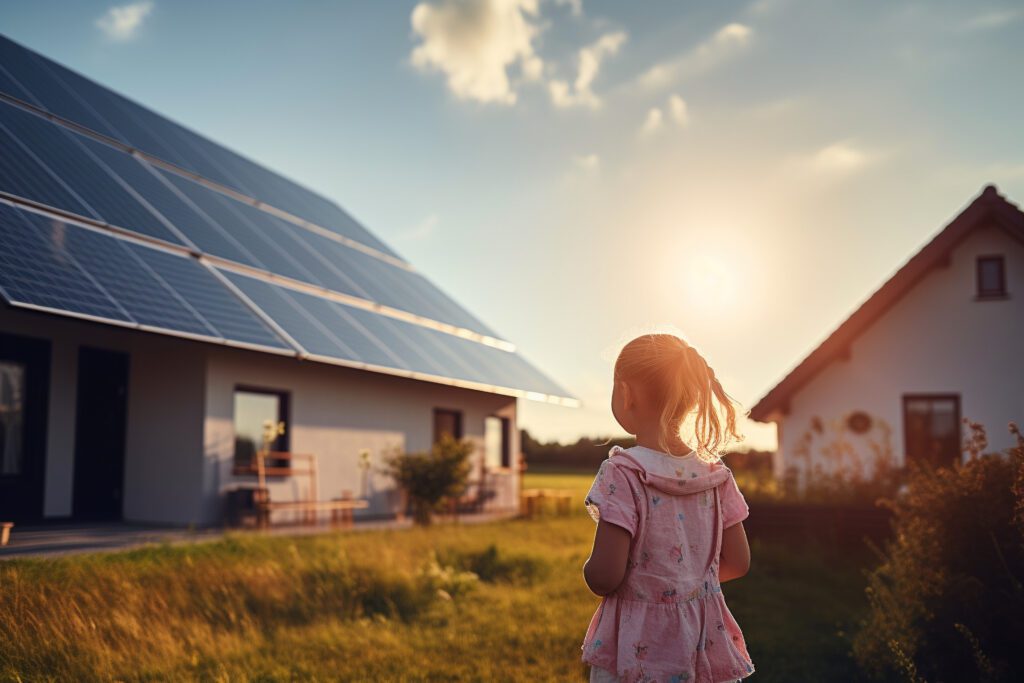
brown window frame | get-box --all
[902,393,961,469]
[976,255,1007,298]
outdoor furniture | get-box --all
[235,450,369,529]
[447,468,498,519]
[1,522,12,547]
[520,488,574,518]
[257,497,368,530]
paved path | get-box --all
[0,510,519,560]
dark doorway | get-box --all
[0,332,50,523]
[433,408,463,444]
[73,347,129,521]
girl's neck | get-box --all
[634,431,693,457]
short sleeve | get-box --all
[720,469,750,529]
[584,459,639,537]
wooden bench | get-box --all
[520,489,574,518]
[1,522,11,547]
[257,498,368,530]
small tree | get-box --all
[385,435,474,525]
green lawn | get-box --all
[0,473,873,681]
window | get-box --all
[976,256,1006,298]
[0,362,25,476]
[433,408,463,444]
[484,416,512,470]
[903,395,961,468]
[234,388,289,469]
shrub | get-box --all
[852,422,1024,682]
[437,544,549,585]
[384,434,474,525]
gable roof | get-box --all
[750,185,1024,422]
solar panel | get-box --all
[17,211,216,337]
[284,289,409,370]
[125,244,291,350]
[0,101,186,245]
[1,35,402,258]
[155,169,347,288]
[0,117,93,217]
[0,64,33,102]
[0,202,130,321]
[217,269,567,397]
[222,271,359,360]
[0,36,120,139]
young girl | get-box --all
[581,333,754,683]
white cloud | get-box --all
[394,214,440,243]
[639,95,688,136]
[813,143,868,172]
[807,141,877,174]
[637,23,752,91]
[554,0,583,17]
[964,8,1023,31]
[573,153,600,172]
[410,0,543,105]
[640,107,663,135]
[549,31,627,109]
[667,94,689,126]
[95,1,154,41]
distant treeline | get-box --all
[521,429,774,473]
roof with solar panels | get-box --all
[0,34,575,407]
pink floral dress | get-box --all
[582,445,754,683]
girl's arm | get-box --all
[583,520,632,596]
[719,521,750,582]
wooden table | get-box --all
[520,489,574,518]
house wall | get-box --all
[201,348,520,525]
[776,224,1024,484]
[0,307,207,524]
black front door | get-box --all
[73,347,129,521]
[0,332,50,523]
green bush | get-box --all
[384,434,474,525]
[852,421,1024,682]
[438,544,550,585]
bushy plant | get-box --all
[437,544,550,585]
[384,434,474,525]
[852,421,1024,682]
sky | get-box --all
[2,0,1023,450]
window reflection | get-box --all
[234,389,287,467]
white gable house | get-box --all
[751,186,1024,487]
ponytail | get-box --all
[614,334,741,461]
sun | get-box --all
[683,252,739,311]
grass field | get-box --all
[0,473,873,681]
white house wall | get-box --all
[778,224,1024,483]
[202,348,520,525]
[0,307,207,523]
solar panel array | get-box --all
[0,34,572,403]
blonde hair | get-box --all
[614,333,740,461]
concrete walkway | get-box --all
[0,509,520,560]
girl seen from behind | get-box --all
[581,333,754,683]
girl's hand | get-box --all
[583,520,632,596]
